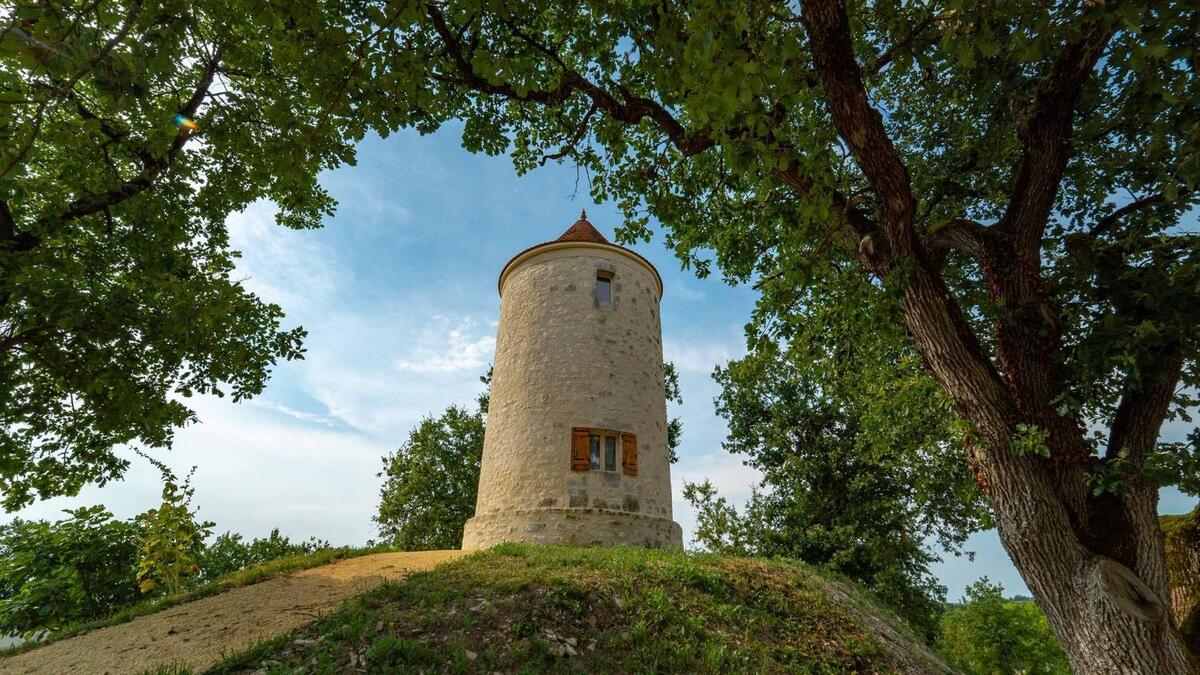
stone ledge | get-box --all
[462,508,683,551]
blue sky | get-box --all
[7,123,1195,600]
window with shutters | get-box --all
[571,427,636,475]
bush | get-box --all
[0,506,141,637]
[134,458,212,596]
[199,529,331,580]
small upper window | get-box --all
[596,272,612,304]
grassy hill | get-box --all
[206,544,950,674]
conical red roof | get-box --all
[498,210,662,297]
[556,210,609,244]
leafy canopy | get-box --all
[0,0,389,508]
[0,505,141,637]
[341,0,1200,486]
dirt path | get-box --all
[0,550,464,675]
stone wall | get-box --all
[463,509,683,549]
[462,242,682,550]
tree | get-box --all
[0,506,141,637]
[375,403,485,550]
[354,1,1200,668]
[198,529,331,581]
[0,0,383,509]
[664,361,683,463]
[937,578,1072,674]
[683,327,990,639]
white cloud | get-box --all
[664,338,744,374]
[393,317,496,374]
[7,395,387,546]
[248,399,345,428]
[225,201,346,310]
[667,278,707,302]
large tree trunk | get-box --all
[794,0,1198,669]
[986,458,1197,673]
[898,264,1197,673]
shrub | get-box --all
[134,458,212,595]
[199,529,331,580]
[0,506,141,637]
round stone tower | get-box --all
[461,212,683,550]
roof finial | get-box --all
[580,209,587,220]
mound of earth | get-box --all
[213,544,950,674]
[0,550,463,675]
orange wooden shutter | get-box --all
[571,428,591,471]
[622,433,638,476]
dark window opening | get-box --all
[596,273,612,303]
[604,436,617,471]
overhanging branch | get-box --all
[998,10,1117,253]
[923,218,996,266]
[1089,187,1194,239]
[42,49,221,227]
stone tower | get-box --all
[461,212,683,549]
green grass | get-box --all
[205,544,947,674]
[1,545,387,658]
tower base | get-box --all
[461,508,683,550]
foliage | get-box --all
[664,360,682,463]
[0,0,389,508]
[376,404,485,550]
[134,454,212,595]
[198,529,331,581]
[936,579,1071,674]
[0,506,141,637]
[683,317,990,639]
[337,1,1199,666]
[211,544,947,674]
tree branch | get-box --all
[998,10,1117,252]
[1089,187,1194,239]
[0,201,14,244]
[865,8,942,77]
[539,100,598,166]
[800,0,917,263]
[923,218,996,265]
[42,49,221,227]
[1106,341,1184,462]
[56,0,144,97]
[426,4,714,155]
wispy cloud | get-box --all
[393,316,496,374]
[664,338,745,374]
[248,399,347,428]
[226,201,347,310]
[668,278,707,302]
